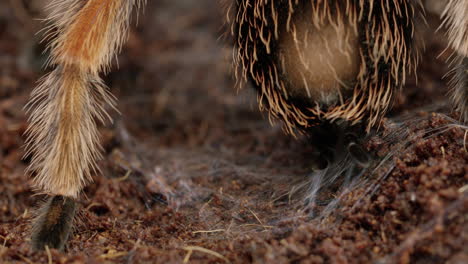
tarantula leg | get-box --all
[450,57,468,122]
[31,195,77,251]
[26,0,143,250]
[306,122,371,170]
[442,0,468,122]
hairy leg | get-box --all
[450,57,468,122]
[442,0,467,122]
[26,0,143,250]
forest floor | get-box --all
[0,0,467,263]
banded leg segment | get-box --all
[26,0,142,249]
[31,195,77,251]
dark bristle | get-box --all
[31,195,77,251]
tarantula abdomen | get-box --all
[278,4,360,106]
[232,0,420,134]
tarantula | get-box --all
[26,0,466,251]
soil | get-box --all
[0,1,467,263]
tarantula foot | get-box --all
[31,195,77,251]
[347,142,371,168]
[309,152,331,171]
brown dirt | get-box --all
[0,1,467,263]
